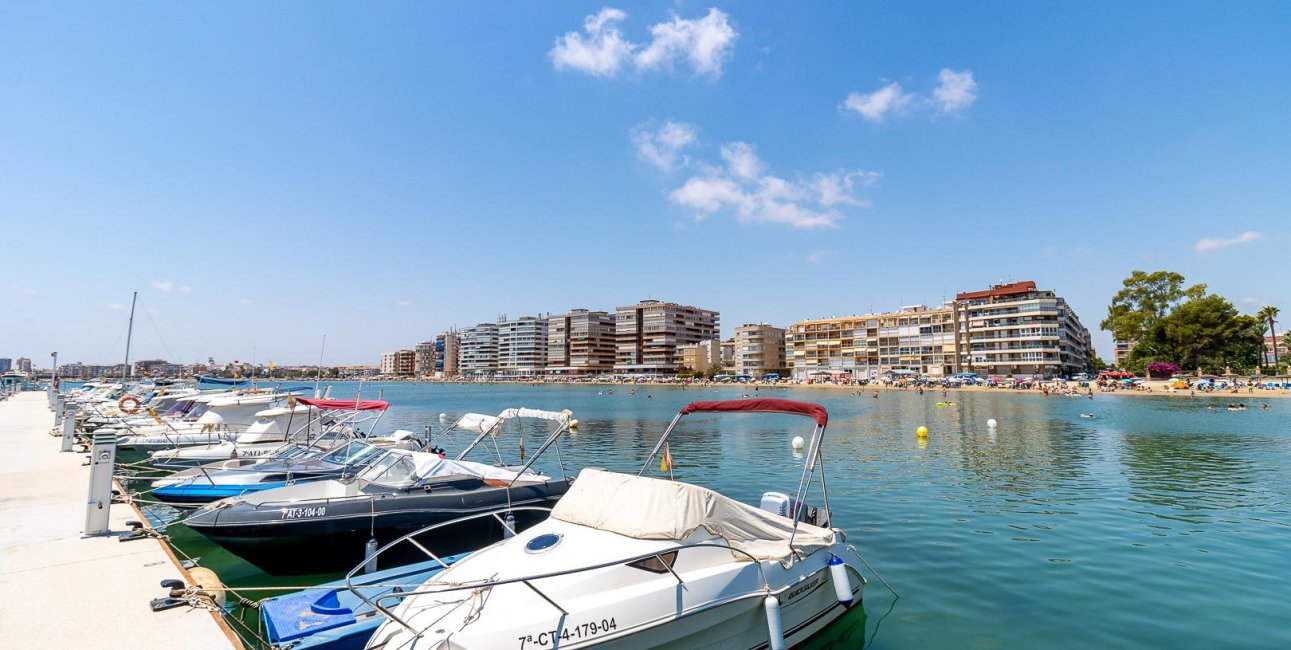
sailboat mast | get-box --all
[123,291,138,380]
[314,334,327,398]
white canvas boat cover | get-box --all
[551,469,835,564]
[456,413,501,433]
[496,408,571,423]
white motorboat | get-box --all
[115,391,299,452]
[362,398,866,650]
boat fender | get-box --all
[363,536,379,574]
[188,567,227,608]
[764,595,785,650]
[503,512,517,538]
[829,554,853,606]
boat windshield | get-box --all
[321,442,383,465]
[273,445,312,460]
[358,452,418,487]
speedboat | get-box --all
[363,398,865,650]
[184,408,577,574]
[115,391,300,452]
[150,437,410,507]
[146,396,380,469]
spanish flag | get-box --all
[660,443,673,472]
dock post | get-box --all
[53,394,64,427]
[60,410,76,452]
[84,432,118,536]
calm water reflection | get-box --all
[165,382,1291,649]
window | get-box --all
[628,550,679,574]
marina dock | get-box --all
[0,391,238,649]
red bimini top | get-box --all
[297,398,390,411]
[679,398,828,427]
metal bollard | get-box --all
[61,411,76,452]
[53,395,65,426]
[84,432,118,536]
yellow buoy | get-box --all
[916,426,928,437]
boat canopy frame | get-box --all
[639,398,834,552]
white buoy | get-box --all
[439,412,449,421]
[569,419,579,431]
[829,554,854,605]
[363,536,379,574]
[791,436,805,450]
[764,595,785,650]
[987,418,998,429]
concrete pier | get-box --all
[0,392,239,649]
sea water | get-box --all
[157,382,1291,649]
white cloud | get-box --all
[841,83,915,122]
[12,283,37,296]
[179,285,193,293]
[720,141,764,180]
[843,68,979,122]
[551,7,738,79]
[632,120,699,171]
[1194,230,1263,252]
[805,250,835,264]
[933,68,978,114]
[641,123,877,230]
[396,300,413,308]
[634,8,738,78]
[237,298,254,306]
[813,170,880,206]
[550,7,635,77]
[151,279,176,292]
[103,302,124,311]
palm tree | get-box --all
[1259,306,1280,375]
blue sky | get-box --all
[3,1,1288,366]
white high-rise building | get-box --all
[497,316,548,379]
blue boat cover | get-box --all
[262,589,358,643]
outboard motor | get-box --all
[760,492,830,528]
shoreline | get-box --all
[333,378,1291,400]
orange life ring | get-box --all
[118,396,142,415]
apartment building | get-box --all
[435,332,460,376]
[459,323,499,378]
[734,323,787,378]
[547,309,616,376]
[497,315,548,379]
[414,340,437,377]
[380,352,396,375]
[955,281,1091,377]
[1112,339,1135,367]
[614,299,720,376]
[0,358,11,372]
[788,305,958,381]
[678,339,722,373]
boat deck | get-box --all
[0,391,238,649]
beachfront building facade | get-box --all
[414,340,437,377]
[1112,338,1135,367]
[955,281,1092,378]
[497,315,549,379]
[0,358,10,372]
[787,305,958,381]
[614,299,720,376]
[459,323,499,378]
[380,352,396,375]
[734,323,788,378]
[546,309,616,376]
[16,357,32,373]
[678,339,722,373]
[435,332,460,376]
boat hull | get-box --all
[185,479,571,574]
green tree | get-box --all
[1101,270,1207,359]
[1258,305,1280,374]
[1089,355,1108,372]
[1137,294,1263,373]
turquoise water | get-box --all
[152,383,1291,649]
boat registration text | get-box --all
[518,618,617,648]
[279,506,326,519]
